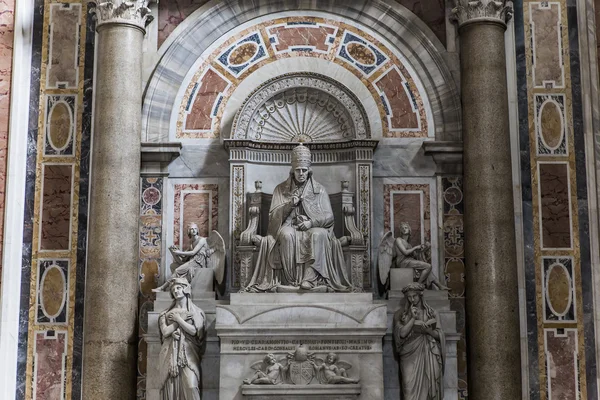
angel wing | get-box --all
[250,359,266,372]
[337,360,353,371]
[207,230,226,285]
[378,231,395,285]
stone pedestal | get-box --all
[146,291,222,400]
[216,293,387,400]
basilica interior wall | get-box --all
[1,0,599,399]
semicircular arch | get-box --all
[142,0,461,142]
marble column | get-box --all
[453,2,522,399]
[82,2,151,398]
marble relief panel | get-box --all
[0,0,15,289]
[33,331,68,400]
[46,3,81,89]
[176,16,430,140]
[40,164,74,251]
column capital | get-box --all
[93,0,153,31]
[452,0,513,28]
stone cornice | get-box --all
[452,0,513,28]
[93,0,153,31]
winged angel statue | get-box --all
[154,223,226,292]
[378,222,448,291]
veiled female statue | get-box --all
[245,144,352,292]
[393,283,444,400]
[158,278,206,399]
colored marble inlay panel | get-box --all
[137,177,163,400]
[383,184,431,247]
[0,0,14,289]
[44,95,76,156]
[375,66,420,133]
[267,22,337,54]
[47,3,81,89]
[231,165,245,288]
[173,184,218,249]
[443,177,467,399]
[183,68,230,134]
[544,329,579,399]
[36,260,69,324]
[543,257,575,322]
[33,331,67,400]
[177,16,429,139]
[538,162,572,249]
[529,2,564,88]
[535,94,567,155]
[40,164,73,251]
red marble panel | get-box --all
[0,0,14,288]
[545,329,578,399]
[173,184,219,248]
[268,24,336,53]
[184,68,229,131]
[383,184,431,246]
[539,163,571,249]
[157,0,210,47]
[375,67,420,131]
[40,165,73,250]
[47,4,81,88]
[34,331,67,400]
[392,192,422,246]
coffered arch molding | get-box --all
[142,0,461,142]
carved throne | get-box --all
[237,178,368,290]
[225,73,378,291]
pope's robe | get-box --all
[245,176,352,292]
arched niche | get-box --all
[142,0,461,143]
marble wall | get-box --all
[156,0,446,48]
[14,0,95,399]
[515,0,598,398]
[0,0,14,290]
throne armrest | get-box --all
[240,182,263,246]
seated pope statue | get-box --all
[244,144,353,292]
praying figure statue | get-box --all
[393,283,444,400]
[244,144,352,292]
[158,278,206,400]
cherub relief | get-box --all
[312,352,359,384]
[243,354,288,385]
